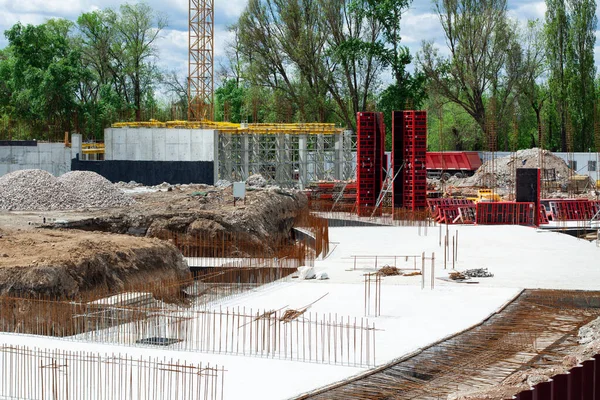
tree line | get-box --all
[219,0,598,152]
[0,0,598,152]
[0,2,169,141]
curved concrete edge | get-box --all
[290,287,526,400]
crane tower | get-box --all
[188,0,214,121]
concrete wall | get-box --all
[104,128,217,162]
[0,135,81,177]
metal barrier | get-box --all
[513,354,600,399]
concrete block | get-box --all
[125,130,138,160]
[39,151,53,165]
[114,129,126,144]
[166,144,179,161]
[137,129,153,161]
[23,150,40,165]
[152,130,166,161]
[178,129,191,144]
[104,130,113,160]
[166,129,179,145]
[178,143,191,161]
[113,144,127,160]
[190,142,204,162]
[0,147,12,163]
[0,164,9,176]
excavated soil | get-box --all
[0,183,307,297]
[0,229,189,298]
[49,185,308,256]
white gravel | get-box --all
[0,169,133,211]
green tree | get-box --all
[515,20,548,149]
[111,2,167,121]
[3,20,83,139]
[566,0,597,151]
[545,0,569,151]
[214,79,248,123]
[418,0,520,151]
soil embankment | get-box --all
[0,229,189,298]
[55,185,308,256]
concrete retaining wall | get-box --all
[104,128,217,162]
[0,135,81,177]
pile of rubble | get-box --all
[462,268,494,278]
[0,169,132,211]
[459,148,583,189]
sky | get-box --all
[0,0,598,91]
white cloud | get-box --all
[216,0,247,20]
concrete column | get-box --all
[213,130,219,184]
[242,133,249,180]
[334,133,343,180]
[71,133,82,160]
[224,133,233,180]
[317,134,325,180]
[299,134,308,190]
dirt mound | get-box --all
[59,171,132,209]
[0,229,189,298]
[56,185,308,256]
[459,148,584,189]
[0,169,132,211]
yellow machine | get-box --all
[465,189,502,203]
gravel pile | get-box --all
[59,171,132,209]
[0,169,132,211]
[459,148,582,188]
[247,174,267,187]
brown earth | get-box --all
[0,229,189,299]
[46,185,308,256]
[0,184,307,297]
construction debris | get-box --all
[449,271,466,280]
[377,266,401,276]
[246,174,267,187]
[462,268,494,278]
[0,169,132,211]
[460,148,586,189]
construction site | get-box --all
[2,1,600,400]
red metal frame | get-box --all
[476,202,536,226]
[356,112,385,215]
[401,111,427,211]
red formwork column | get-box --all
[357,112,384,216]
[402,111,428,211]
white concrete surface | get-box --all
[104,128,216,162]
[0,135,81,177]
[1,224,599,399]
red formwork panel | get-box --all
[541,199,600,221]
[356,112,385,214]
[476,202,536,226]
[401,110,428,211]
[427,198,476,224]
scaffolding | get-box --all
[217,128,355,188]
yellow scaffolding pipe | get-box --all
[111,120,344,135]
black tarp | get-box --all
[71,156,214,185]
